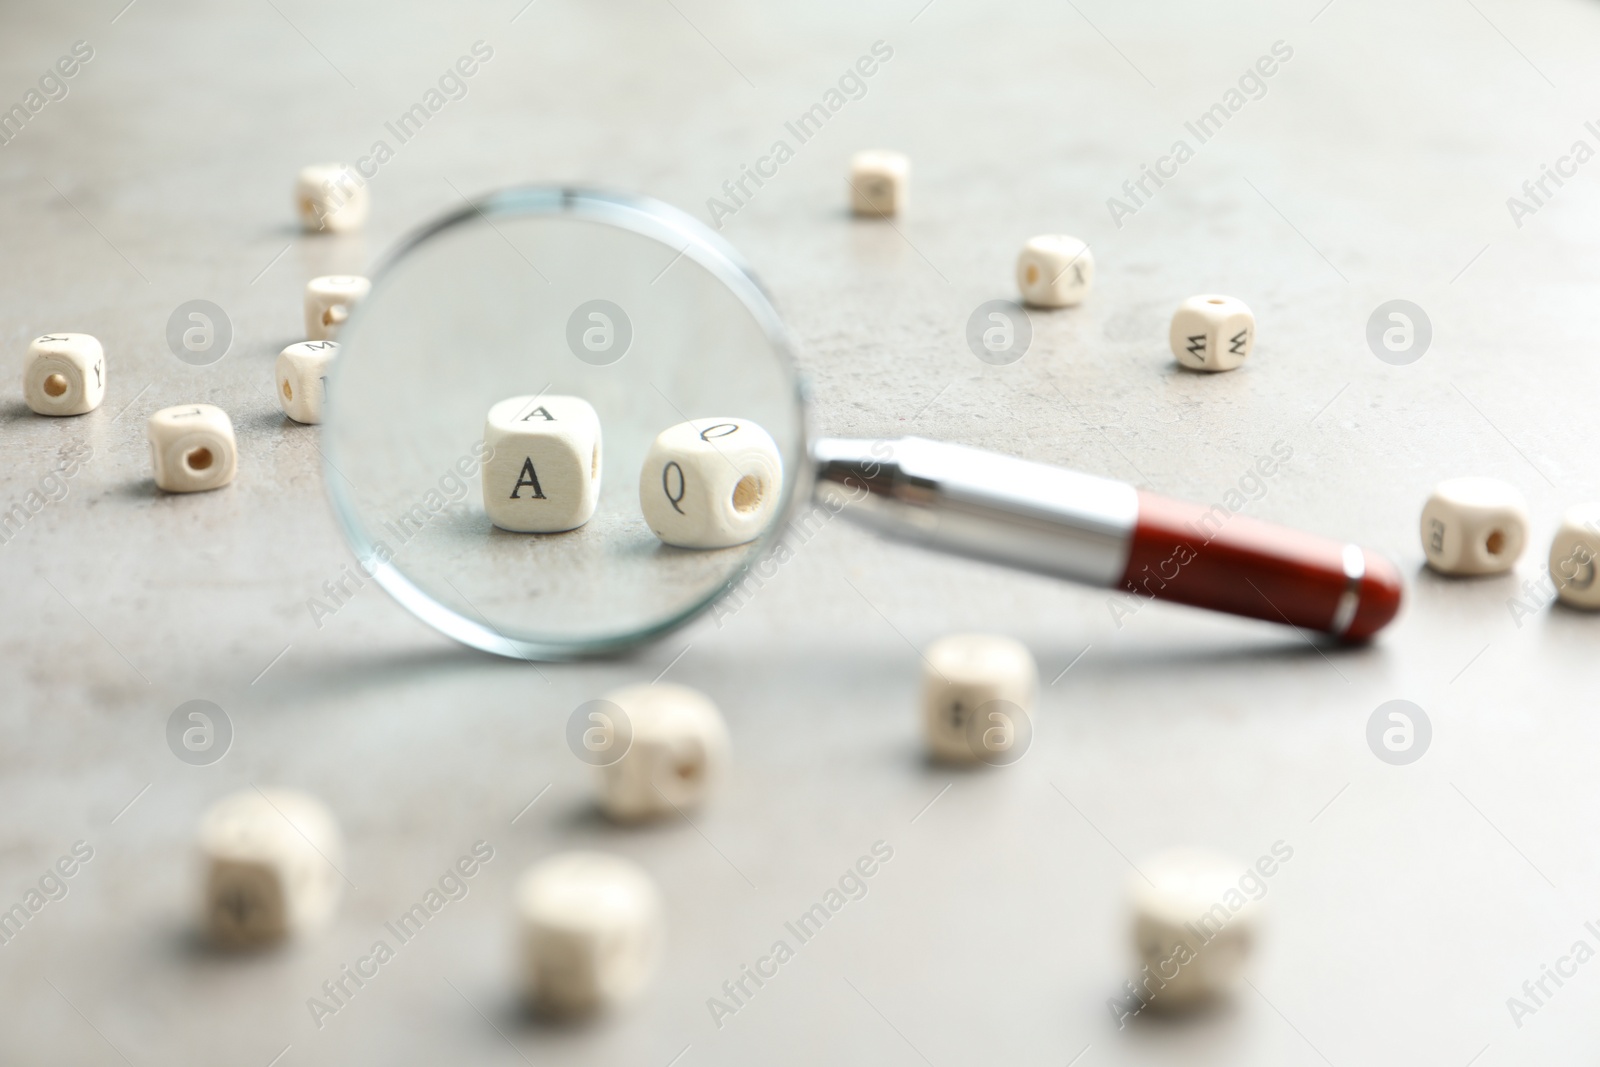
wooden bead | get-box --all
[596,683,730,822]
[922,634,1036,764]
[849,150,908,217]
[198,788,343,949]
[148,404,237,493]
[295,163,368,234]
[1016,236,1094,308]
[304,275,369,341]
[639,418,782,549]
[1549,504,1600,608]
[23,333,104,416]
[1170,295,1254,372]
[1129,848,1257,1008]
[517,852,662,1017]
[275,341,338,425]
[482,395,601,533]
[1420,477,1527,575]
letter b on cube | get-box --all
[922,634,1036,764]
[639,419,782,549]
[482,395,601,533]
[1420,477,1527,575]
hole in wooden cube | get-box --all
[1420,477,1527,575]
[148,404,237,493]
[639,418,782,549]
[849,150,908,217]
[1016,235,1094,308]
[198,788,343,950]
[1128,848,1260,1011]
[731,474,762,514]
[304,275,370,341]
[275,341,339,425]
[517,852,662,1018]
[1550,504,1600,609]
[482,395,602,533]
[593,683,729,822]
[294,164,369,234]
[922,634,1037,765]
[23,333,105,416]
[1169,295,1254,372]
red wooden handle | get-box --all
[1119,491,1402,640]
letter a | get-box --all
[510,458,546,499]
[706,197,738,230]
[307,996,339,1029]
[1107,197,1138,229]
[707,996,739,1028]
[1506,196,1537,229]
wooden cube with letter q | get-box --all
[482,395,602,533]
[638,418,781,549]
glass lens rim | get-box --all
[322,184,812,661]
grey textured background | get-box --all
[3,1,1600,1064]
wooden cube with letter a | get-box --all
[482,395,602,533]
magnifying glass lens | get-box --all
[324,189,805,659]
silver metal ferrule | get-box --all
[1329,543,1366,635]
[812,437,1139,588]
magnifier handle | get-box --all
[812,437,1401,640]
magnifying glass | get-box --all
[323,186,1402,661]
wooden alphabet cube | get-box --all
[304,275,370,341]
[1421,477,1527,575]
[922,634,1037,764]
[849,150,908,217]
[482,395,601,533]
[596,683,730,822]
[1170,295,1254,372]
[517,852,662,1017]
[1129,848,1258,1009]
[1016,235,1094,308]
[1550,504,1600,607]
[275,341,338,425]
[639,418,782,549]
[148,404,237,493]
[295,163,369,234]
[198,788,343,949]
[23,333,104,416]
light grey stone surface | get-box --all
[3,1,1599,1064]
